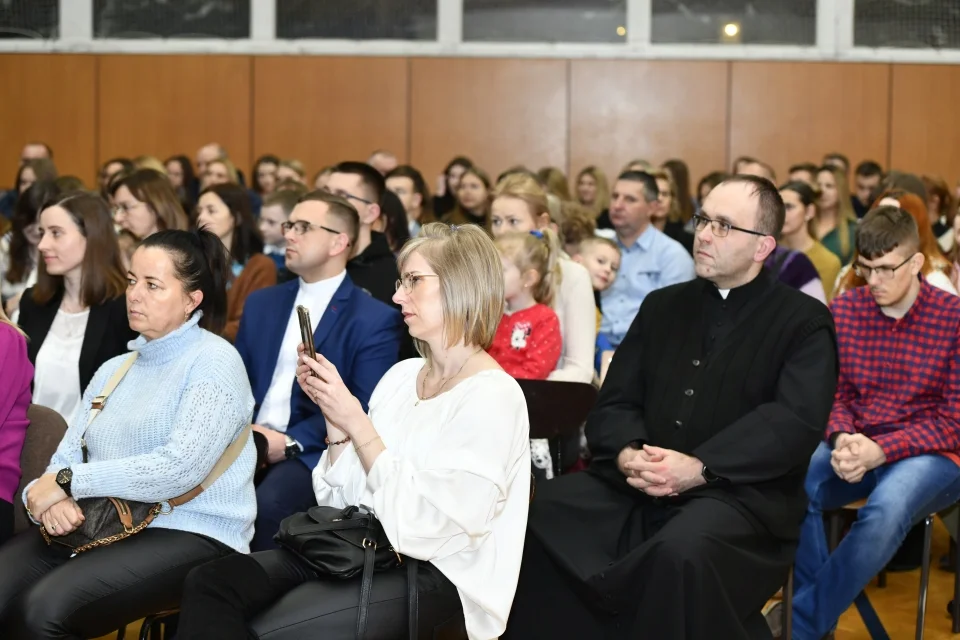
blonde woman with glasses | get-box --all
[177,223,530,640]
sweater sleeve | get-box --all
[548,260,596,383]
[365,380,529,561]
[69,364,254,502]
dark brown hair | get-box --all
[386,165,434,225]
[110,169,188,237]
[855,205,920,260]
[32,192,127,307]
[662,159,694,223]
[16,158,57,192]
[195,183,263,264]
[6,181,53,284]
[298,190,360,247]
[718,175,786,238]
[140,228,231,335]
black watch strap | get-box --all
[56,468,73,497]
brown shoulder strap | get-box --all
[167,423,252,508]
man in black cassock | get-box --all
[503,175,839,639]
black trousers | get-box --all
[0,526,232,639]
[0,498,12,547]
[503,471,793,640]
[252,458,317,552]
[178,549,466,640]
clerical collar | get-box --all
[702,267,773,302]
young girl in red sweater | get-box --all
[488,229,562,380]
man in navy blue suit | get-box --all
[235,190,405,551]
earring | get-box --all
[184,310,190,322]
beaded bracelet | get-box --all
[325,435,351,446]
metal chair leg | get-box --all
[878,570,888,588]
[782,567,793,640]
[916,515,934,640]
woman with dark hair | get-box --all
[779,181,841,301]
[195,183,276,342]
[98,158,135,200]
[252,154,280,195]
[433,155,473,219]
[1,182,50,317]
[386,165,434,236]
[376,188,412,254]
[443,166,492,230]
[15,159,57,196]
[662,158,695,225]
[110,168,189,240]
[164,154,199,210]
[18,192,137,422]
[0,228,258,638]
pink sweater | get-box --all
[0,323,32,503]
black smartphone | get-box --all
[296,305,317,368]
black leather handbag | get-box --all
[275,504,419,639]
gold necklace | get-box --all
[416,350,480,406]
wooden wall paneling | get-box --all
[0,55,97,188]
[729,62,891,185]
[98,55,253,180]
[409,58,569,191]
[569,60,730,196]
[252,56,409,181]
[890,64,960,188]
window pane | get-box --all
[94,0,250,38]
[652,0,816,45]
[855,0,960,49]
[277,0,436,40]
[463,0,627,44]
[0,0,58,39]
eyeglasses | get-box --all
[395,274,439,294]
[326,188,374,206]
[113,202,143,217]
[281,220,346,240]
[692,213,767,238]
[853,255,915,281]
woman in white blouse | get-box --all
[18,191,136,422]
[177,223,531,640]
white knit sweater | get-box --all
[26,313,258,553]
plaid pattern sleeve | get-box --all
[828,280,960,464]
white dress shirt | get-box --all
[255,271,347,433]
[33,308,90,423]
[313,358,531,640]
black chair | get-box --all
[827,500,960,639]
[15,405,68,534]
[516,379,598,476]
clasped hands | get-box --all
[26,474,84,537]
[619,444,706,497]
[831,433,886,483]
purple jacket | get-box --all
[0,323,32,503]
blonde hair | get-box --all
[575,166,610,215]
[818,165,858,258]
[496,229,562,307]
[493,173,550,225]
[207,158,239,184]
[0,305,25,337]
[397,223,503,363]
[279,159,306,179]
[133,155,167,175]
[577,235,621,257]
[536,167,572,201]
[622,158,652,173]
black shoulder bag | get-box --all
[276,504,419,639]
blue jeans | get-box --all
[792,441,960,640]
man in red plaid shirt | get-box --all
[790,206,960,639]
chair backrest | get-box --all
[14,405,68,534]
[516,379,598,441]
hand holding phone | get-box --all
[296,305,317,371]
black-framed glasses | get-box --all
[853,255,915,281]
[281,220,346,239]
[395,274,439,294]
[692,213,767,238]
[326,188,374,206]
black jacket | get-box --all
[347,231,399,310]
[19,289,137,395]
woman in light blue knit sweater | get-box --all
[0,228,257,639]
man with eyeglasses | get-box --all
[788,205,960,640]
[234,190,404,552]
[598,170,695,349]
[505,175,838,640]
[325,161,401,309]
